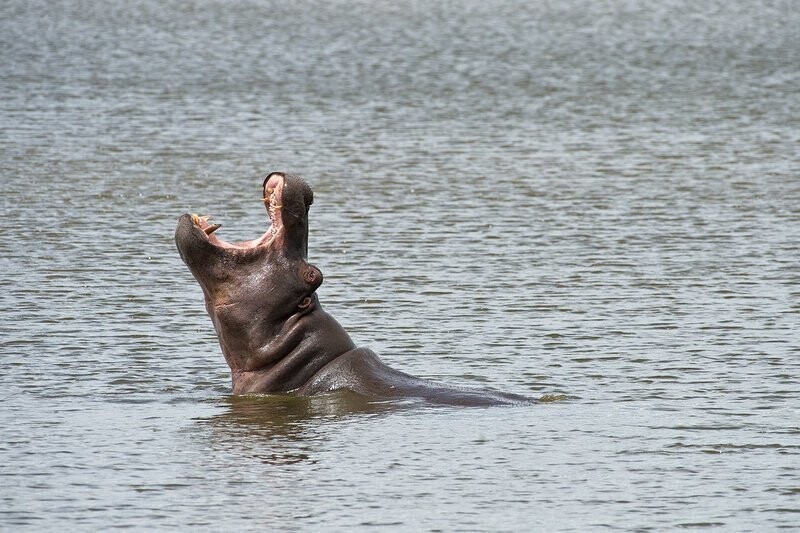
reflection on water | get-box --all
[198,393,408,464]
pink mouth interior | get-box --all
[191,174,284,250]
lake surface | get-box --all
[1,0,798,530]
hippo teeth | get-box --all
[190,214,221,236]
[263,196,282,209]
[265,196,282,237]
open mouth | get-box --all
[189,174,286,250]
[263,172,286,241]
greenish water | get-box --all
[1,0,798,530]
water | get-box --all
[1,0,799,529]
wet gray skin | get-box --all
[175,172,534,406]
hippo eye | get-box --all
[303,268,318,284]
[301,264,323,288]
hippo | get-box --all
[175,172,534,406]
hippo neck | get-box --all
[227,299,357,394]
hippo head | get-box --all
[177,171,313,256]
[175,173,324,372]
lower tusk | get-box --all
[203,224,221,235]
